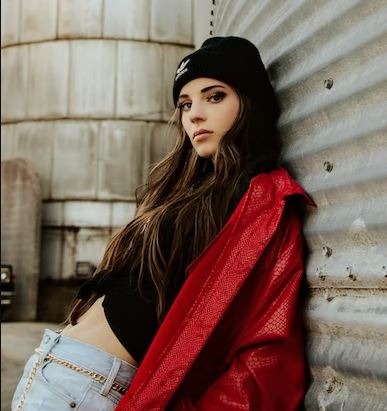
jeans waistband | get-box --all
[37,329,137,390]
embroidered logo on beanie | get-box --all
[175,59,190,80]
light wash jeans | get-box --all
[11,329,137,410]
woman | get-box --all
[12,36,314,410]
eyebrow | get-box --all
[178,85,226,101]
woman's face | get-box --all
[178,77,240,158]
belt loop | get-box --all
[37,329,61,365]
[100,357,121,397]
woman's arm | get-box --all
[171,205,307,411]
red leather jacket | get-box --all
[116,167,314,411]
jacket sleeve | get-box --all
[170,206,307,411]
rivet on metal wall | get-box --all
[323,290,334,301]
[316,267,326,281]
[324,78,334,89]
[346,266,356,281]
[323,161,333,172]
[322,246,332,257]
[326,383,334,393]
[324,377,340,393]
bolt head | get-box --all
[322,246,332,257]
[323,161,333,172]
[324,78,334,89]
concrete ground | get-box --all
[1,322,59,410]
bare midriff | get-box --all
[61,296,138,368]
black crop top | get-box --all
[76,174,251,364]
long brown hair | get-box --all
[65,89,281,324]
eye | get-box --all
[177,101,191,112]
[208,91,226,103]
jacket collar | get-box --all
[118,167,313,409]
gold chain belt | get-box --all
[15,359,40,411]
[42,351,128,395]
[14,349,128,410]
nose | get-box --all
[189,102,206,124]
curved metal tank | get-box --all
[210,0,387,410]
[1,0,194,296]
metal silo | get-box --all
[1,0,194,320]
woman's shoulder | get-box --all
[249,166,315,207]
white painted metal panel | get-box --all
[15,121,55,198]
[213,0,387,409]
[58,0,102,38]
[150,0,193,44]
[98,120,151,199]
[51,121,99,199]
[20,0,57,43]
[1,45,28,121]
[1,0,20,46]
[111,202,136,227]
[27,41,69,119]
[103,0,149,40]
[69,40,115,118]
[149,122,175,165]
[116,41,163,120]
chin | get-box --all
[196,151,215,158]
[194,145,217,158]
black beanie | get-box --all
[173,36,273,107]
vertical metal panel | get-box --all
[213,1,387,409]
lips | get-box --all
[193,129,213,139]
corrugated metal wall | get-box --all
[213,1,387,410]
